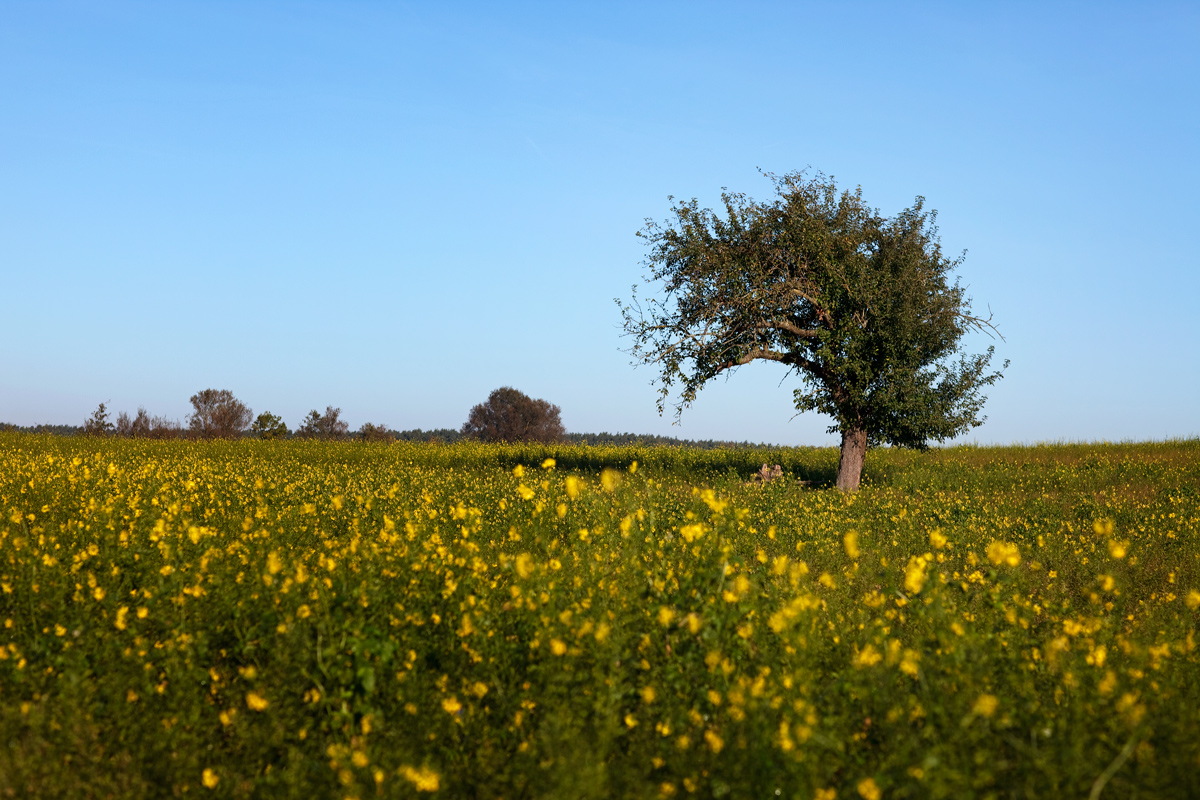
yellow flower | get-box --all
[442,696,462,714]
[541,458,556,469]
[929,529,948,549]
[904,555,929,594]
[266,551,283,575]
[515,553,533,579]
[856,777,881,800]
[1108,539,1128,560]
[115,606,129,631]
[815,790,838,800]
[657,606,676,626]
[201,768,219,789]
[512,464,525,478]
[550,639,567,656]
[1093,518,1115,536]
[703,730,724,753]
[1186,590,1200,610]
[601,469,621,492]
[972,693,998,718]
[92,586,106,601]
[565,475,580,499]
[352,751,369,767]
[854,644,882,668]
[843,531,860,559]
[624,713,638,728]
[245,692,269,711]
[137,607,149,619]
[986,541,1021,567]
[517,484,535,500]
[400,765,440,792]
[640,686,657,704]
[297,604,311,619]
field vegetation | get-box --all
[1,433,1198,798]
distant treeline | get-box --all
[0,422,793,450]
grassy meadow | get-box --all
[1,433,1198,798]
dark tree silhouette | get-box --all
[188,389,252,439]
[461,387,566,443]
[297,407,349,440]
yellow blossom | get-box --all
[854,644,882,668]
[986,541,1021,567]
[856,777,881,800]
[400,765,440,792]
[442,696,462,714]
[843,531,860,559]
[245,692,269,711]
[972,693,998,718]
[550,639,567,656]
[202,768,219,789]
[904,555,930,594]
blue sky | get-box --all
[2,1,1197,445]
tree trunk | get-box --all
[835,427,868,492]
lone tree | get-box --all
[188,389,252,439]
[461,387,566,444]
[620,170,1005,491]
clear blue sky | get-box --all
[3,1,1197,445]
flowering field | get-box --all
[1,434,1198,799]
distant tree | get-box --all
[83,403,114,436]
[297,406,349,440]
[250,412,289,440]
[116,408,152,438]
[147,415,183,439]
[188,389,253,439]
[620,169,1005,491]
[461,387,566,443]
[358,422,394,443]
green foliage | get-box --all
[1,434,1198,798]
[251,411,289,440]
[621,170,1007,487]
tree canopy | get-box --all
[461,387,565,444]
[620,170,1005,490]
[188,389,252,439]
